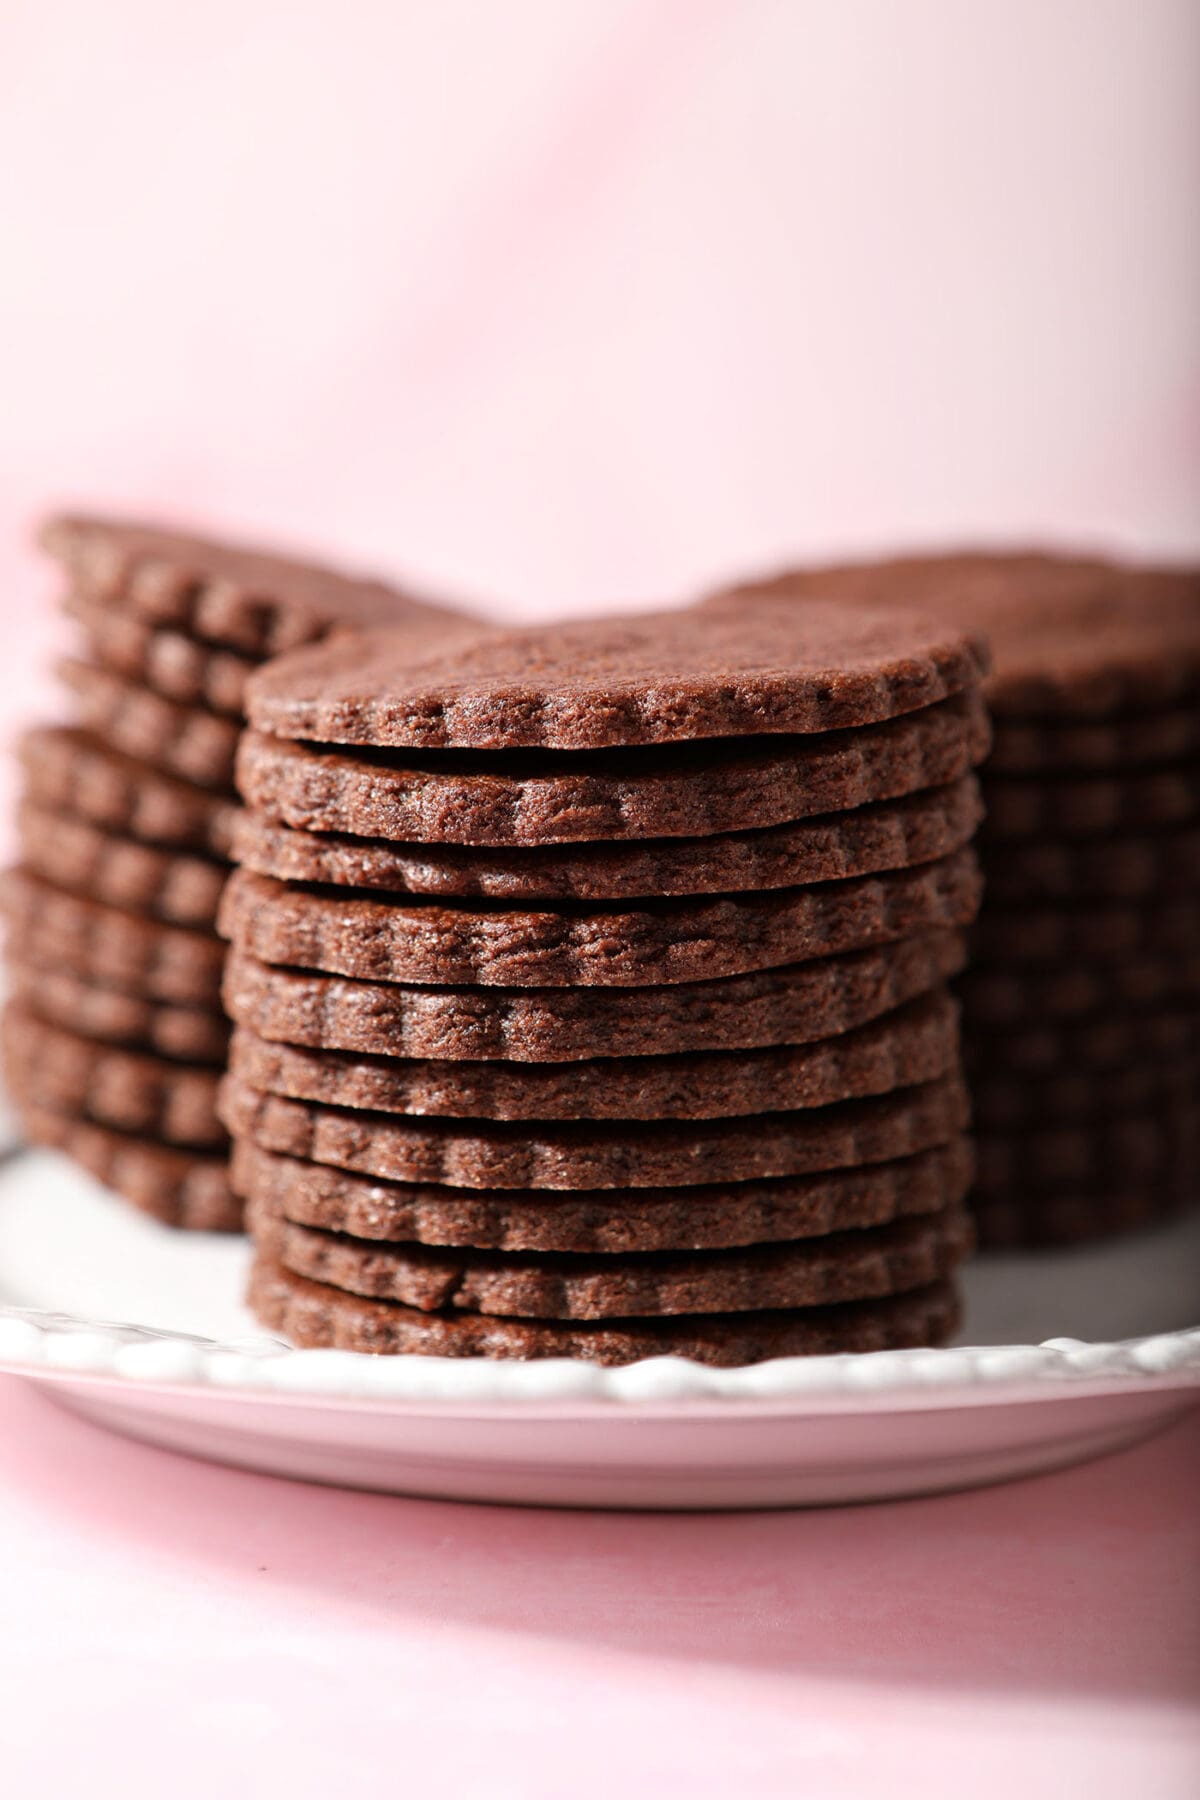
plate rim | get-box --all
[2,1297,1198,1414]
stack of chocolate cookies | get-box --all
[709,556,1200,1248]
[219,604,989,1364]
[2,516,468,1228]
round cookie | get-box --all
[218,1072,970,1190]
[2,1003,225,1147]
[218,851,982,989]
[248,1257,964,1363]
[987,704,1200,775]
[971,1057,1198,1131]
[19,726,237,856]
[972,897,1198,966]
[4,957,230,1064]
[981,765,1199,841]
[972,1178,1193,1250]
[66,591,257,716]
[223,928,968,1062]
[226,990,959,1123]
[974,1100,1198,1193]
[59,657,241,790]
[233,1137,974,1254]
[41,512,472,657]
[959,952,1200,1027]
[18,802,228,928]
[983,826,1200,905]
[964,1009,1198,1077]
[250,1200,973,1320]
[710,555,1200,718]
[244,606,990,751]
[236,691,991,847]
[230,774,984,902]
[1,869,226,1006]
[11,1093,239,1230]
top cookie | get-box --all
[244,606,989,751]
[40,514,475,659]
[708,553,1200,720]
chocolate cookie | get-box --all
[59,657,241,789]
[1,869,226,1006]
[66,592,257,715]
[244,605,990,751]
[230,775,984,903]
[971,1057,1196,1131]
[982,765,1199,841]
[988,704,1200,775]
[4,957,230,1064]
[965,1009,1198,1076]
[249,1200,973,1320]
[972,1178,1192,1250]
[712,554,1200,718]
[983,826,1200,905]
[248,1257,964,1362]
[232,1136,974,1252]
[218,851,982,989]
[223,928,968,1062]
[3,1003,225,1147]
[959,951,1200,1027]
[227,990,959,1123]
[972,897,1198,966]
[218,1072,970,1190]
[41,512,473,657]
[11,1094,239,1230]
[975,1100,1198,1193]
[236,691,991,847]
[17,802,228,928]
[19,726,237,856]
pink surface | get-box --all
[0,1377,1197,1796]
[1,3,1198,1786]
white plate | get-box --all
[1,1149,1198,1509]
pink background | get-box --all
[0,2,1198,1789]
